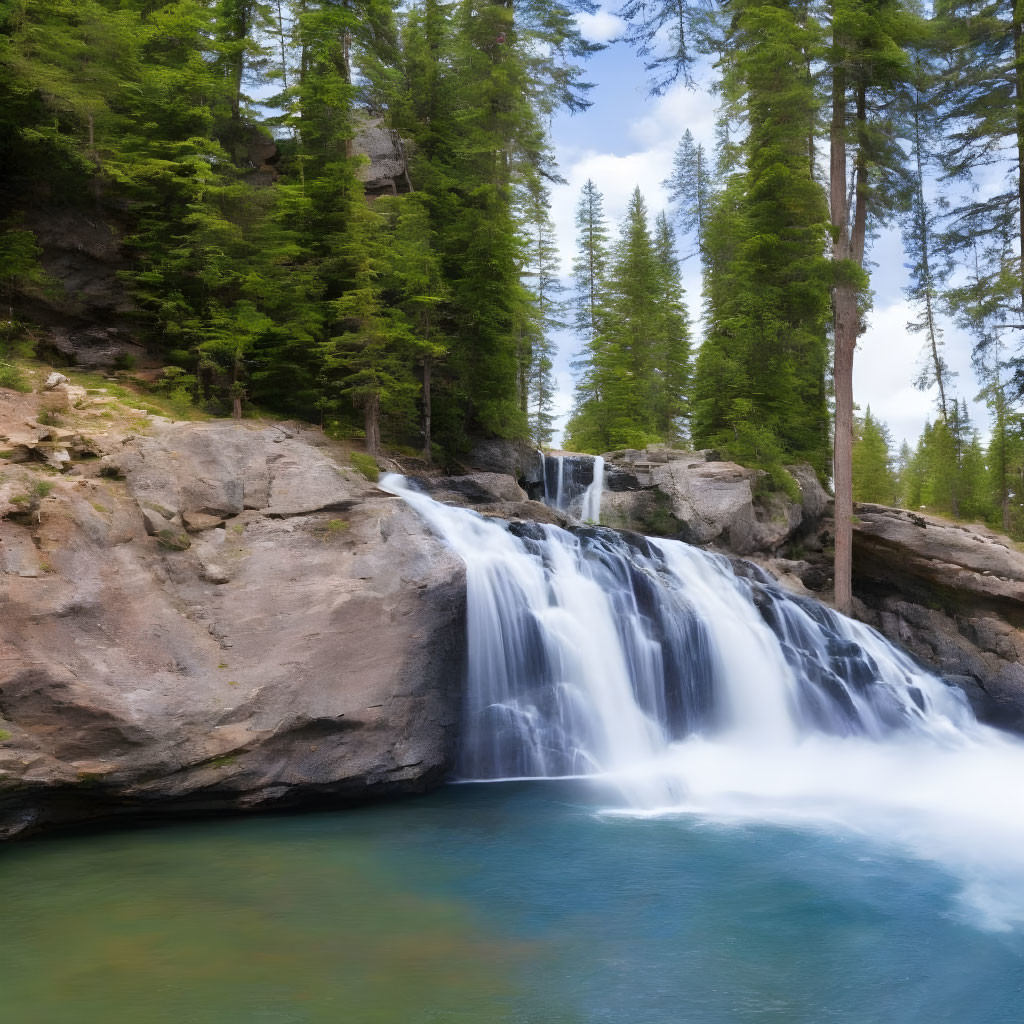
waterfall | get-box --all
[385,472,1024,928]
[384,474,974,773]
[540,453,604,524]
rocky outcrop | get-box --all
[467,437,544,488]
[417,472,527,506]
[0,421,465,839]
[598,448,827,556]
[19,207,144,368]
[352,116,413,196]
[848,505,1024,729]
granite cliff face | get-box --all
[1,386,464,839]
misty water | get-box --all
[7,474,1024,1022]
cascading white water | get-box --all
[580,455,604,523]
[382,473,1024,930]
[540,453,604,524]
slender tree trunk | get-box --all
[911,91,948,423]
[232,351,243,420]
[421,356,432,461]
[364,392,381,457]
[829,67,867,617]
[833,287,856,615]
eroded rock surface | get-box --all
[0,421,465,839]
[597,448,826,555]
[848,505,1024,729]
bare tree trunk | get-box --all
[829,66,867,617]
[364,392,381,457]
[421,356,432,461]
[232,352,243,420]
[833,287,856,616]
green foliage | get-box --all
[568,187,691,452]
[691,0,832,480]
[350,452,380,482]
[852,408,897,504]
[0,361,30,392]
[662,129,713,260]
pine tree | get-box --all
[827,0,920,612]
[568,187,686,451]
[852,407,897,503]
[692,0,832,479]
[617,0,708,93]
[901,45,956,422]
[662,129,713,260]
[521,185,565,447]
[571,179,611,361]
[652,211,692,442]
[935,0,1024,382]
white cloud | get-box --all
[856,298,972,448]
[628,81,717,152]
[576,9,626,45]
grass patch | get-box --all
[0,361,30,392]
[313,518,350,543]
[63,369,208,421]
[33,480,53,498]
[0,729,12,743]
[350,451,380,482]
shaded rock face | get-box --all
[20,208,144,368]
[467,438,544,488]
[598,448,826,556]
[415,472,527,507]
[0,422,465,839]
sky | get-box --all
[544,6,988,450]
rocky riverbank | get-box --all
[4,379,1024,838]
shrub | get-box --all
[350,451,380,482]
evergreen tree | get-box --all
[662,129,713,260]
[617,0,709,93]
[692,0,832,479]
[571,179,611,361]
[900,45,956,422]
[521,185,565,447]
[652,211,693,442]
[852,407,897,503]
[568,187,690,451]
[827,0,920,612]
[935,0,1024,383]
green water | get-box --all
[2,782,1022,1023]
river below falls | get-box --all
[2,780,1023,1024]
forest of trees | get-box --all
[5,0,1024,600]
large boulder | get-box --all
[0,421,466,839]
[466,438,544,486]
[599,449,825,556]
[417,472,527,506]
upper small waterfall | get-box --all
[382,474,979,806]
[540,452,604,524]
